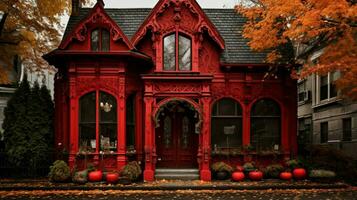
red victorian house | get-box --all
[44,0,297,181]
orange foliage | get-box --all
[237,0,357,100]
[0,0,92,84]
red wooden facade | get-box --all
[45,0,297,182]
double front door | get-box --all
[156,107,198,168]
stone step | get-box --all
[155,173,200,180]
[155,168,200,180]
[155,168,199,174]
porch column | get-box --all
[143,96,155,181]
[243,102,251,162]
[68,75,77,169]
[117,77,127,169]
[200,96,211,181]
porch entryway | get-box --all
[155,100,199,169]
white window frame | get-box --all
[315,72,339,105]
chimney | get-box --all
[71,0,80,16]
[97,0,105,7]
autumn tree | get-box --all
[237,0,357,99]
[0,0,91,84]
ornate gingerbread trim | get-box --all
[60,2,134,50]
[131,0,225,49]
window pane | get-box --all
[91,29,99,51]
[330,72,339,98]
[99,92,117,151]
[179,35,191,71]
[101,29,110,51]
[320,75,328,100]
[211,99,243,149]
[250,99,281,151]
[163,116,172,148]
[80,92,96,123]
[100,124,117,151]
[79,123,96,152]
[211,117,242,148]
[251,118,280,151]
[164,34,176,71]
[320,122,328,143]
[181,116,190,149]
[100,92,117,122]
[79,92,96,152]
[251,99,280,116]
[126,94,135,149]
[343,118,352,141]
[216,98,242,116]
[298,82,306,102]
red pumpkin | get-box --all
[293,168,307,180]
[249,171,263,181]
[280,172,293,180]
[236,165,244,172]
[232,171,245,181]
[106,173,119,184]
[88,170,103,182]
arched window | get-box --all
[250,99,281,151]
[211,98,242,150]
[163,33,191,71]
[91,29,110,51]
[79,91,117,153]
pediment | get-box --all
[59,2,134,50]
[132,0,225,49]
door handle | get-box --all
[158,157,162,161]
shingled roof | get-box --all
[63,8,267,64]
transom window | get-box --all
[79,91,117,153]
[163,33,191,71]
[250,99,281,151]
[211,98,243,149]
[91,29,110,51]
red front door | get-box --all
[156,104,198,168]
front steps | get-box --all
[155,168,200,180]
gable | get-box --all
[132,0,225,49]
[59,2,134,50]
[61,8,268,64]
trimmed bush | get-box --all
[243,162,255,173]
[72,169,88,184]
[309,169,336,179]
[48,160,71,182]
[120,161,142,181]
[285,159,302,169]
[264,164,284,178]
[302,145,357,185]
[211,162,234,174]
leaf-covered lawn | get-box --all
[1,188,357,200]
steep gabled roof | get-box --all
[60,3,134,50]
[63,8,267,64]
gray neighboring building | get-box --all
[298,70,357,159]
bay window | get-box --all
[79,91,117,153]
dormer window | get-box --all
[91,29,110,51]
[163,33,191,71]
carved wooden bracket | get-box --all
[60,2,134,50]
[132,0,224,50]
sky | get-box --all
[93,0,242,9]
